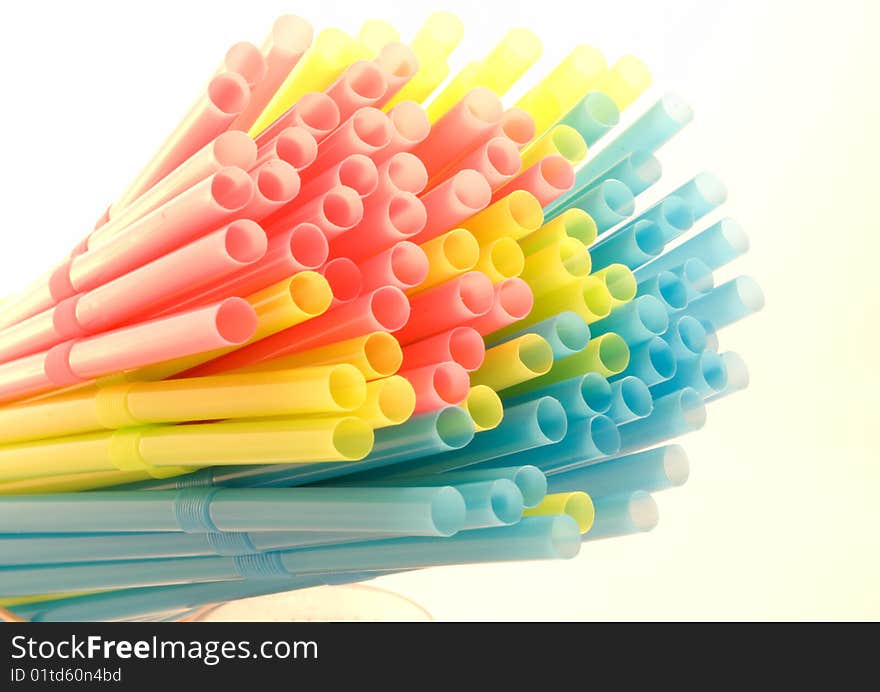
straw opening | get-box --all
[679,388,708,430]
[449,328,486,372]
[721,219,750,253]
[433,363,470,405]
[637,296,669,336]
[584,91,620,128]
[387,153,428,194]
[701,351,729,393]
[464,87,503,124]
[435,406,475,449]
[564,492,595,533]
[590,414,621,456]
[387,193,427,236]
[327,364,368,411]
[602,265,637,302]
[276,128,318,169]
[598,333,629,373]
[581,372,613,413]
[648,338,676,379]
[695,172,728,207]
[559,238,591,278]
[535,396,567,443]
[332,417,374,460]
[214,298,258,344]
[581,278,612,318]
[322,258,361,302]
[213,130,258,168]
[662,197,694,232]
[490,480,524,525]
[499,109,536,147]
[289,271,334,315]
[601,180,635,217]
[288,224,329,269]
[555,313,590,352]
[657,272,688,310]
[389,102,431,145]
[518,336,554,376]
[506,190,544,232]
[464,386,502,428]
[272,14,313,51]
[363,332,403,377]
[337,155,378,197]
[736,276,766,312]
[551,129,587,164]
[369,286,410,331]
[633,220,665,257]
[458,272,494,316]
[514,466,548,508]
[452,170,492,210]
[351,108,392,148]
[561,209,598,245]
[550,515,582,558]
[619,377,653,418]
[208,73,249,115]
[540,156,576,192]
[212,168,254,210]
[298,93,340,134]
[661,92,694,125]
[377,43,418,79]
[443,229,479,271]
[676,316,707,354]
[486,138,521,177]
[376,377,416,424]
[224,42,266,87]
[720,351,749,392]
[497,278,534,320]
[322,187,363,229]
[628,491,660,531]
[663,445,690,486]
[431,486,467,537]
[224,220,267,264]
[631,151,662,185]
[489,238,525,278]
[347,61,388,100]
[256,162,299,202]
[390,242,429,288]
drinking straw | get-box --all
[331,191,427,261]
[93,131,257,242]
[652,350,728,398]
[400,326,485,373]
[321,257,363,306]
[307,108,392,178]
[607,376,653,423]
[680,276,765,330]
[513,275,611,330]
[495,108,536,148]
[582,490,658,541]
[475,28,543,97]
[249,28,365,137]
[521,126,587,170]
[637,270,689,312]
[576,93,694,183]
[415,88,503,177]
[246,158,303,218]
[561,179,634,231]
[412,170,492,244]
[400,361,470,414]
[502,372,612,420]
[461,189,544,244]
[519,208,597,255]
[435,466,547,509]
[547,445,688,497]
[228,15,314,132]
[0,471,151,495]
[514,85,563,140]
[254,126,318,170]
[487,413,619,473]
[530,45,608,119]
[353,376,416,427]
[470,334,553,392]
[617,387,706,455]
[416,228,480,292]
[445,137,521,191]
[395,397,567,477]
[491,311,590,361]
[494,156,575,207]
[591,220,664,270]
[669,172,727,220]
[613,336,676,386]
[109,72,251,216]
[232,332,402,381]
[460,385,503,431]
[635,218,749,279]
[590,295,668,346]
[325,61,389,122]
[359,241,428,292]
[358,19,400,56]
[592,264,637,308]
[0,364,366,444]
[453,480,524,528]
[560,91,620,145]
[614,195,693,245]
[376,101,431,161]
[475,237,525,283]
[254,92,340,146]
[218,41,267,88]
[466,278,534,336]
[299,154,378,203]
[669,258,715,301]
[522,492,594,533]
[267,185,364,241]
[0,298,256,404]
[395,272,493,345]
[661,315,708,360]
[373,152,429,199]
[595,54,652,110]
[705,351,749,403]
[0,415,374,484]
[181,286,410,376]
[519,237,591,297]
[0,221,266,364]
[373,43,419,106]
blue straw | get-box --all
[661,315,708,359]
[502,372,612,420]
[607,376,653,423]
[617,387,706,454]
[583,491,659,541]
[560,91,620,145]
[613,336,676,386]
[590,295,668,345]
[434,466,548,508]
[668,172,727,220]
[599,194,693,245]
[680,276,765,331]
[669,257,714,301]
[637,270,689,311]
[705,352,750,403]
[489,311,590,360]
[635,218,749,279]
[564,179,634,232]
[653,350,729,398]
[590,220,664,270]
[547,445,689,496]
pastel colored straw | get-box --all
[670,258,715,301]
[353,375,416,427]
[582,490,658,541]
[491,311,590,361]
[254,92,340,146]
[254,126,318,170]
[474,237,525,283]
[461,189,544,244]
[358,241,428,293]
[434,466,546,509]
[331,191,427,261]
[607,376,654,423]
[652,350,728,399]
[594,55,652,110]
[614,336,676,386]
[638,270,689,312]
[513,275,612,330]
[470,334,553,392]
[560,91,620,145]
[636,218,749,279]
[495,155,575,207]
[547,445,689,497]
[561,178,634,231]
[412,169,492,244]
[321,257,363,305]
[299,154,378,203]
[661,315,708,360]
[325,61,389,122]
[591,220,665,270]
[446,137,521,191]
[400,326,486,373]
[519,208,597,255]
[616,387,706,455]
[460,385,504,432]
[378,101,432,160]
[400,361,470,414]
[680,276,765,330]
[307,108,392,179]
[466,278,534,336]
[495,108,537,148]
[502,372,613,420]
[523,492,594,533]
[416,228,480,292]
[520,126,587,170]
[373,43,420,106]
[519,236,591,297]
[592,264,637,308]
[705,351,750,403]
[590,295,669,345]
[514,84,563,140]
[669,172,727,220]
[373,152,429,199]
[240,160,302,221]
[523,45,607,124]
[358,19,400,56]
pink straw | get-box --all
[496,108,536,148]
[0,299,257,404]
[394,271,494,345]
[330,191,426,262]
[400,326,486,372]
[372,152,429,202]
[221,42,268,88]
[111,72,251,215]
[466,277,534,335]
[307,107,392,178]
[374,43,419,106]
[240,160,302,221]
[254,92,340,146]
[229,15,314,132]
[493,155,574,206]
[439,136,521,192]
[374,101,431,163]
[412,87,503,178]
[183,286,410,376]
[400,361,470,414]
[0,222,266,364]
[359,241,429,293]
[254,127,318,170]
[298,154,378,203]
[411,169,491,244]
[265,185,364,241]
[326,61,389,122]
[321,257,363,306]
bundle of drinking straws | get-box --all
[0,12,763,621]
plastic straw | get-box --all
[638,270,689,312]
[669,258,715,301]
[617,387,706,454]
[359,241,428,292]
[607,376,653,423]
[412,169,492,244]
[561,178,634,231]
[652,349,728,398]
[461,189,544,244]
[592,263,637,308]
[254,92,340,146]
[523,492,594,533]
[502,371,612,420]
[299,154,378,204]
[466,278,534,336]
[475,237,525,283]
[670,172,727,220]
[594,55,651,110]
[460,385,503,432]
[353,376,416,428]
[446,137,521,191]
[435,466,546,509]
[519,237,591,297]
[400,361,470,414]
[416,228,480,292]
[218,41,267,89]
[583,490,658,541]
[373,43,419,107]
[408,11,463,67]
[358,19,400,56]
[705,351,749,402]
[470,334,553,392]
[495,108,536,148]
[373,152,429,199]
[661,315,708,360]
[495,156,575,207]
[519,208,597,255]
[514,84,563,139]
[491,311,589,361]
[521,126,587,169]
[528,45,607,119]
[331,191,427,261]
[239,160,302,222]
[325,61,389,122]
[321,257,363,306]
[590,295,668,345]
[401,326,485,372]
[636,218,749,279]
[591,220,664,270]
[515,275,612,330]
[613,335,676,386]
[681,276,765,331]
[254,126,318,171]
[560,91,620,145]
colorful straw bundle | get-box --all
[0,12,763,622]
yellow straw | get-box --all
[592,264,637,308]
[464,190,544,244]
[523,492,595,533]
[425,62,482,121]
[520,208,597,255]
[470,334,553,392]
[461,385,504,432]
[515,275,612,331]
[415,228,480,294]
[475,237,525,283]
[540,45,607,113]
[594,55,652,111]
[520,125,587,169]
[358,19,400,56]
[353,376,416,428]
[476,28,542,96]
[514,84,563,139]
[520,236,591,296]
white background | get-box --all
[0,0,878,619]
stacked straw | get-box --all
[0,12,763,622]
